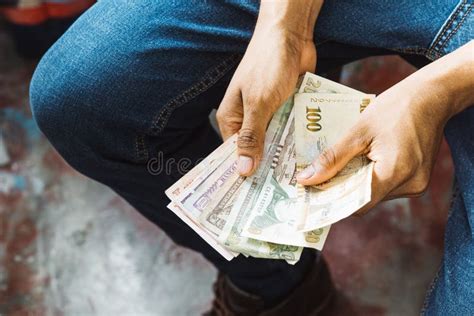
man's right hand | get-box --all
[297,40,474,215]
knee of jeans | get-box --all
[31,57,72,145]
[29,50,101,172]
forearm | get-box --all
[416,40,474,118]
[256,0,324,40]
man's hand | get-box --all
[217,0,323,176]
[297,41,474,215]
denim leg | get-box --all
[421,108,474,315]
[419,2,474,314]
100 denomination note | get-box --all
[294,92,375,232]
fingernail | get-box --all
[297,165,315,180]
[238,155,253,175]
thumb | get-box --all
[296,129,370,185]
[237,105,271,176]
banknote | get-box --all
[198,161,245,235]
[298,72,364,95]
[295,92,374,171]
[179,150,238,221]
[181,151,241,235]
[167,202,235,260]
[218,94,303,261]
[297,73,370,188]
[294,92,375,231]
[240,110,330,250]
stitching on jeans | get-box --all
[420,263,442,315]
[427,1,472,60]
[390,46,428,55]
[149,53,241,135]
[315,39,330,47]
[133,53,241,162]
[420,183,460,314]
[135,134,148,162]
[437,4,472,58]
[134,136,140,162]
[427,0,464,55]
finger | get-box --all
[296,126,371,185]
[236,104,272,176]
[216,84,243,141]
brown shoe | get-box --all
[204,256,335,316]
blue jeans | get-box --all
[29,0,473,313]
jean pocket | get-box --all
[134,53,241,163]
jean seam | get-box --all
[428,0,464,54]
[315,38,330,47]
[149,53,241,135]
[420,264,442,316]
[420,183,460,315]
[389,46,428,56]
[135,134,148,162]
[134,53,241,162]
[426,0,473,60]
[436,2,473,57]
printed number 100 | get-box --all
[306,106,321,132]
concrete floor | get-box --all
[0,27,454,316]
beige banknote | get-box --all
[297,72,369,183]
[294,92,375,231]
[166,202,235,260]
[298,72,364,95]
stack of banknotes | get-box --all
[166,73,375,264]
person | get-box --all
[29,0,473,315]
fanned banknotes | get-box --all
[165,72,375,263]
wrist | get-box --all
[417,41,474,118]
[408,75,454,126]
